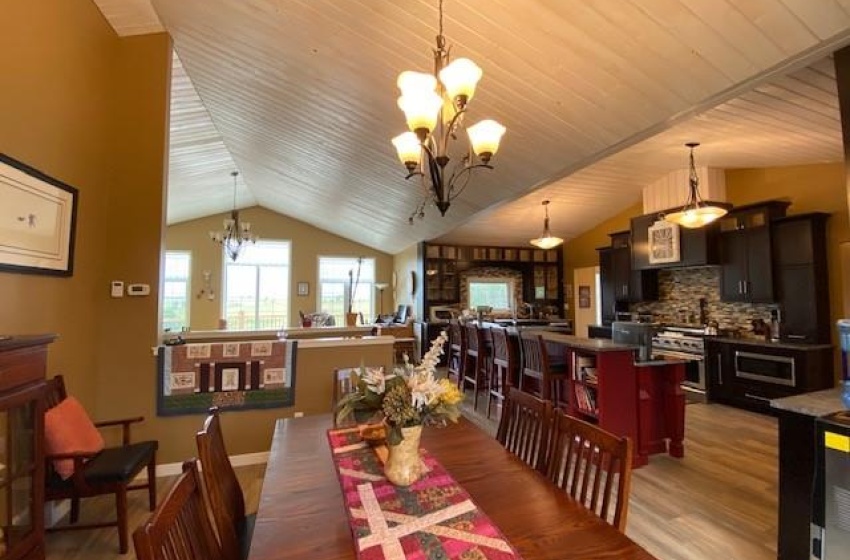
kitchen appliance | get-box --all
[812,411,850,559]
[611,321,658,362]
[651,325,706,393]
[429,306,458,322]
[734,350,796,387]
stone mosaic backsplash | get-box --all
[630,266,778,336]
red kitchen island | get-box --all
[536,331,686,468]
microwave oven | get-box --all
[430,306,458,322]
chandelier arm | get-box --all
[439,107,466,155]
[445,162,493,201]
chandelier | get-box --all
[391,0,506,222]
[530,200,564,250]
[664,143,731,229]
[209,171,257,261]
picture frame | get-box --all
[0,154,78,276]
[578,285,591,309]
[297,281,309,296]
[648,219,681,264]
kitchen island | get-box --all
[529,330,686,467]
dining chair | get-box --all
[462,324,491,411]
[43,375,158,554]
[446,321,466,387]
[196,407,255,560]
[488,326,517,419]
[133,460,222,560]
[545,409,633,531]
[519,332,569,407]
[495,386,553,472]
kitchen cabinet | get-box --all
[718,201,789,303]
[772,213,830,344]
[0,334,56,560]
[631,212,720,270]
[705,338,833,414]
[598,232,657,325]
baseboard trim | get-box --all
[143,450,270,479]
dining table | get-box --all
[246,414,658,560]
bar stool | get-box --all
[447,321,466,387]
[488,326,518,419]
[462,324,491,411]
[519,332,569,408]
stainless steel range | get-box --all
[652,326,706,393]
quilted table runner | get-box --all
[327,427,524,560]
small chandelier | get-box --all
[530,200,563,250]
[392,0,506,222]
[209,171,257,261]
[664,142,731,229]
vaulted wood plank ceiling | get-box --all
[92,0,850,254]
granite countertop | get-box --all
[533,330,638,353]
[770,388,845,417]
[708,336,832,351]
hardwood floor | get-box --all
[46,402,778,560]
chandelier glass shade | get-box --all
[209,171,257,261]
[664,143,732,229]
[530,200,563,250]
[392,0,506,222]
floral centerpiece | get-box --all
[335,331,463,446]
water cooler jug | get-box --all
[813,411,850,558]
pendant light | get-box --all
[208,171,258,261]
[530,200,563,250]
[664,143,731,229]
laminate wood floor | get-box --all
[45,402,777,560]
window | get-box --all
[162,251,191,332]
[318,257,375,326]
[468,278,513,312]
[223,241,291,330]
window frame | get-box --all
[467,277,515,313]
[221,240,292,331]
[161,250,192,333]
[317,256,376,326]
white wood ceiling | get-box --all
[92,0,850,253]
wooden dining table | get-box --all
[247,414,658,560]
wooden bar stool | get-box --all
[488,326,518,419]
[447,321,466,387]
[462,324,491,411]
[519,332,569,408]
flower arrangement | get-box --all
[335,331,463,445]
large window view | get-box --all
[162,251,191,332]
[318,257,375,326]
[223,241,291,330]
[468,279,513,312]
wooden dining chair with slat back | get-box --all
[133,460,222,560]
[495,386,553,472]
[196,407,256,560]
[446,321,466,387]
[462,323,492,411]
[43,375,158,554]
[519,332,569,408]
[488,326,517,419]
[545,409,633,531]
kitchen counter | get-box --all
[531,330,639,353]
[710,336,832,351]
[770,387,844,416]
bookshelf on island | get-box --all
[535,331,686,468]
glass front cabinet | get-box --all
[0,335,54,560]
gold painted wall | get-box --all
[165,207,394,330]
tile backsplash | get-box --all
[630,266,777,335]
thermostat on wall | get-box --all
[127,283,150,296]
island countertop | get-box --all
[770,387,845,417]
[529,330,639,353]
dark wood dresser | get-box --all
[0,334,56,560]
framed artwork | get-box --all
[648,220,681,264]
[578,285,591,308]
[0,154,78,276]
[297,281,309,296]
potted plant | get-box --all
[345,257,362,326]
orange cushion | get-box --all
[44,397,105,479]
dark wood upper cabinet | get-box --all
[598,232,657,325]
[771,213,830,344]
[718,201,789,303]
[631,213,720,270]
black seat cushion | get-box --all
[239,513,257,559]
[47,441,158,489]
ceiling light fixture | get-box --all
[392,0,506,223]
[530,200,563,250]
[664,142,731,229]
[209,171,257,261]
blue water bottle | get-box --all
[837,319,850,408]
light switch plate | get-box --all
[127,283,150,296]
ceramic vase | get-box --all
[345,312,358,327]
[384,425,423,486]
